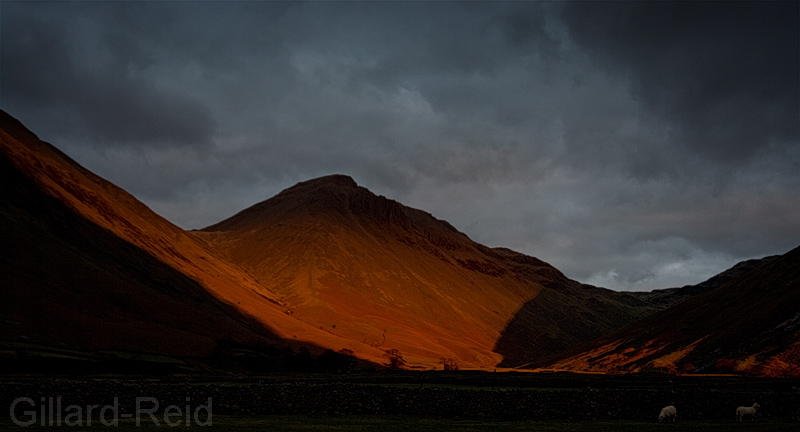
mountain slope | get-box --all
[0,149,279,356]
[197,175,655,368]
[0,110,385,365]
[543,246,800,376]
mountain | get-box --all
[0,110,385,368]
[0,110,654,370]
[11,108,781,373]
[542,246,800,376]
[196,175,656,368]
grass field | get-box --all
[2,415,798,431]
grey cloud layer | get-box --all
[2,2,797,290]
[562,2,798,166]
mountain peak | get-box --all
[273,174,360,201]
[202,174,410,232]
[296,174,358,189]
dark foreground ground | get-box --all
[2,372,798,430]
[1,416,799,432]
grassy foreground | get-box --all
[2,415,797,431]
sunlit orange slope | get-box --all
[0,110,388,363]
[543,246,800,377]
[197,175,655,368]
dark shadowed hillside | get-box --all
[0,151,284,357]
[629,255,780,309]
[543,246,800,376]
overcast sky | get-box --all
[2,1,798,291]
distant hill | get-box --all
[542,246,800,376]
[629,255,780,309]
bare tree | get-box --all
[384,349,406,371]
[440,357,459,371]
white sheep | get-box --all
[658,405,677,423]
[736,402,760,422]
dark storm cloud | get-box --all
[2,1,797,290]
[498,2,562,59]
[2,2,216,147]
[561,1,799,165]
